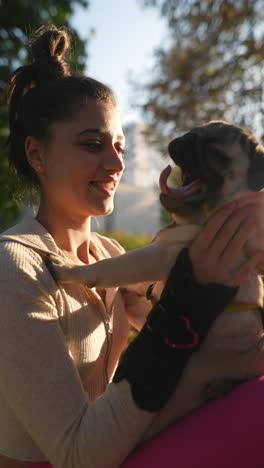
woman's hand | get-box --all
[236,191,264,209]
[189,200,263,287]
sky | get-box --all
[72,0,167,125]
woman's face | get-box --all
[38,99,125,219]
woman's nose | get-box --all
[105,146,125,172]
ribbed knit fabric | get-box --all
[0,216,155,468]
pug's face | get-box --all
[161,120,264,218]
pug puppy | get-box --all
[49,121,264,414]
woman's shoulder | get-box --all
[0,216,61,261]
[0,235,43,277]
[0,220,60,319]
[0,217,58,284]
[0,236,50,295]
[91,231,125,259]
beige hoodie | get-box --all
[0,216,154,468]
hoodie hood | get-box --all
[0,216,62,258]
[0,215,118,264]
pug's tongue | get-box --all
[159,165,202,202]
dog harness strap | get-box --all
[113,248,238,412]
[225,303,258,312]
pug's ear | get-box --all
[247,143,264,191]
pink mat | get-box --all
[32,377,264,468]
[122,376,264,468]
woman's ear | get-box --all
[25,136,45,174]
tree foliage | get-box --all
[0,0,89,230]
[139,0,264,144]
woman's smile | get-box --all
[88,177,119,197]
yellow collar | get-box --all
[225,303,258,312]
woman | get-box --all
[0,25,263,468]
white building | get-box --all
[122,122,165,188]
[92,182,161,236]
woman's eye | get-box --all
[80,141,102,151]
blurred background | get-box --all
[1,0,264,247]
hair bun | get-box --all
[30,25,70,61]
[30,25,71,79]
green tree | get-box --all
[0,0,89,230]
[139,0,264,144]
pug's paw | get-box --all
[45,255,81,284]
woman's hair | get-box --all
[7,25,115,192]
